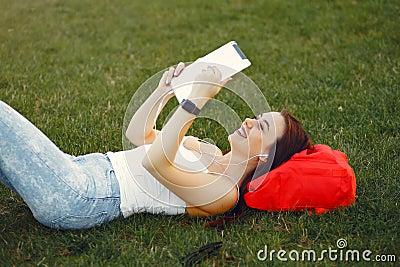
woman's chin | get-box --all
[228,133,239,145]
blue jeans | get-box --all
[0,100,122,230]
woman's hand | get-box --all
[126,62,185,146]
[156,62,185,94]
[189,66,231,99]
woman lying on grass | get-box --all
[0,63,310,230]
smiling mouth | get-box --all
[235,126,247,138]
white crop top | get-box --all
[107,137,208,217]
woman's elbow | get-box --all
[126,129,156,147]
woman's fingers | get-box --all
[174,62,185,76]
[161,63,225,87]
[207,65,216,75]
[158,70,169,86]
[201,66,222,83]
[165,67,175,85]
[157,62,185,88]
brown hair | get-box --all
[205,109,312,229]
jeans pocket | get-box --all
[51,211,108,230]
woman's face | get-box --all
[228,112,286,159]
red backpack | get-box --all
[244,144,356,214]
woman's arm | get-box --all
[142,66,236,216]
[126,63,185,146]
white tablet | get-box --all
[171,41,251,102]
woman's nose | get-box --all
[244,118,257,128]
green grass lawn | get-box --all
[0,0,399,266]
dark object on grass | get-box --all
[181,241,223,266]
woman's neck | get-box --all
[213,152,258,186]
